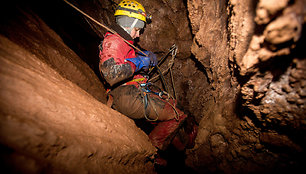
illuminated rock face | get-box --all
[187,0,305,173]
[0,0,305,173]
[0,3,155,173]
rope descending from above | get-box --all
[140,44,179,121]
[149,45,177,82]
[62,0,148,57]
[149,44,178,100]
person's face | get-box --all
[130,28,141,39]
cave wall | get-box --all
[83,0,193,57]
[1,0,305,173]
[0,2,156,173]
[1,2,107,103]
[186,0,241,172]
[138,0,193,58]
[238,0,306,133]
[186,0,306,173]
[0,0,197,173]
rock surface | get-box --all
[186,0,306,173]
[0,2,155,173]
[0,0,305,173]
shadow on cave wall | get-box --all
[236,23,306,134]
[28,0,105,82]
[234,19,306,174]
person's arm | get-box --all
[99,58,135,86]
[126,51,157,72]
[99,36,157,86]
[99,36,135,86]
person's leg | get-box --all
[110,85,197,151]
[171,116,198,150]
[110,85,146,119]
[149,113,187,150]
[110,85,178,121]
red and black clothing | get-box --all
[99,23,146,87]
[99,23,197,151]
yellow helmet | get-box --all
[114,0,151,23]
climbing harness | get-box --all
[140,82,171,100]
[137,82,180,121]
[138,83,159,121]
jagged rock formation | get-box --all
[186,0,306,173]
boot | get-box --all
[153,152,167,167]
[148,114,187,151]
[172,116,198,151]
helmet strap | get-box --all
[130,18,139,29]
[120,25,130,34]
[119,18,139,35]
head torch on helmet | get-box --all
[145,13,152,24]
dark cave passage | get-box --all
[0,0,305,174]
[30,0,106,83]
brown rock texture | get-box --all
[0,3,106,104]
[237,0,306,139]
[139,0,193,58]
[186,0,306,173]
[0,0,305,173]
[0,2,156,173]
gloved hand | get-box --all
[141,51,158,68]
[126,51,157,72]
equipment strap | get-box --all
[138,82,180,121]
[138,83,159,121]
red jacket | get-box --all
[99,32,135,66]
[99,25,147,87]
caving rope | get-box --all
[62,0,148,57]
[63,0,180,121]
[138,45,180,121]
[149,44,178,101]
